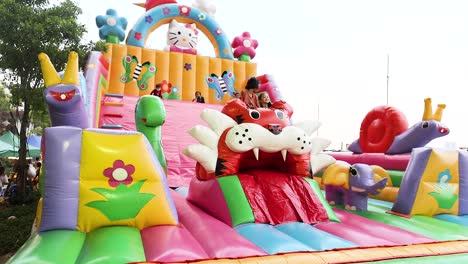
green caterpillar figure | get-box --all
[135,95,167,173]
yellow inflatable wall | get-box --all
[105,44,257,105]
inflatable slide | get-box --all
[8,1,468,263]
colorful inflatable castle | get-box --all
[8,1,468,263]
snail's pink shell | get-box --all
[359,106,408,153]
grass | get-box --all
[0,191,40,262]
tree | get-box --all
[0,0,97,199]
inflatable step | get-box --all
[103,113,123,118]
[105,93,124,98]
[103,101,124,107]
[101,124,123,129]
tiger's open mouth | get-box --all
[50,90,76,102]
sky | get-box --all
[77,0,468,150]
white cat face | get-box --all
[167,19,198,49]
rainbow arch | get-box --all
[127,4,233,60]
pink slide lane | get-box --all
[171,190,267,259]
[141,225,209,262]
[315,209,434,247]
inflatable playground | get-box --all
[8,1,468,263]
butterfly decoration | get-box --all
[120,55,157,91]
[205,71,238,101]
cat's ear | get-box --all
[169,19,179,28]
[189,23,197,30]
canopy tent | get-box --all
[27,135,42,149]
[0,131,40,157]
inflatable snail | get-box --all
[348,98,449,154]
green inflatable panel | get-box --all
[304,177,340,222]
[75,226,145,264]
[7,230,86,264]
[387,170,404,187]
[344,208,468,240]
[217,175,255,227]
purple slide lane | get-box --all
[316,209,434,247]
[171,190,267,258]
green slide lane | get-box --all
[76,226,145,264]
[340,207,468,240]
[363,253,468,263]
[7,230,86,264]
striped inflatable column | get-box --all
[107,44,127,95]
[139,48,157,96]
[195,56,209,104]
[155,50,170,90]
[245,62,257,82]
[220,59,234,105]
[168,52,183,100]
[182,54,196,102]
[124,45,142,96]
[233,60,246,96]
[208,58,221,104]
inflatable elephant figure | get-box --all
[322,162,388,211]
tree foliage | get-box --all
[0,0,97,198]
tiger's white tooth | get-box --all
[281,149,288,161]
[253,147,259,160]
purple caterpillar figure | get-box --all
[348,98,449,154]
[38,52,88,129]
[322,162,388,211]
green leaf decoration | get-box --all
[167,92,180,100]
[428,183,458,210]
[85,179,155,221]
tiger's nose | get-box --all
[268,124,282,135]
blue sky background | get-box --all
[77,0,468,150]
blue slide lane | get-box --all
[235,223,313,254]
[434,214,468,226]
[275,222,357,250]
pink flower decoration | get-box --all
[103,160,135,187]
[185,23,198,35]
[134,32,142,41]
[162,6,171,15]
[215,28,222,36]
[179,5,191,16]
[161,80,172,93]
[145,16,153,23]
[231,32,259,60]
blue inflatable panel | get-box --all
[434,214,468,226]
[174,186,189,198]
[275,222,357,250]
[235,223,313,254]
[368,198,393,209]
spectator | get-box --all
[26,159,36,187]
[150,83,163,98]
[258,92,272,108]
[192,91,205,103]
[0,166,8,196]
[241,77,260,109]
[33,161,41,190]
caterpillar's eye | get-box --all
[275,110,284,120]
[249,110,260,120]
[422,121,429,128]
[350,167,358,177]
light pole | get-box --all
[386,54,390,105]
